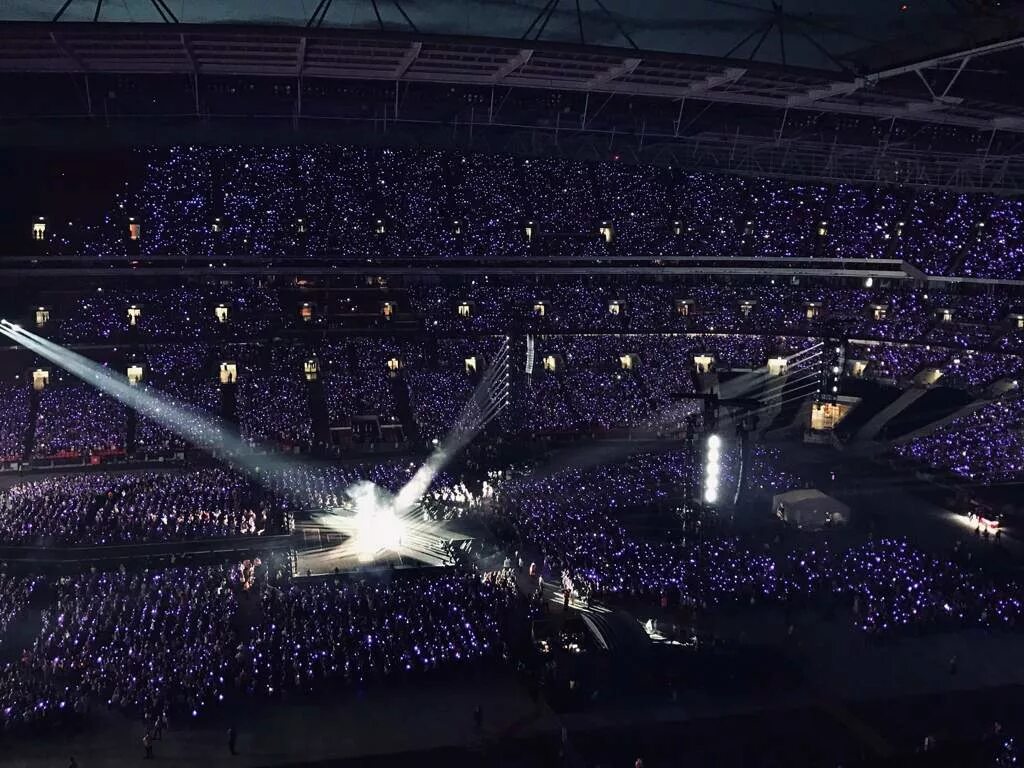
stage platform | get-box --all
[292,521,449,576]
[291,515,485,577]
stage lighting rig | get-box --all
[702,433,722,505]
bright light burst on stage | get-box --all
[313,480,439,563]
[317,481,409,562]
[353,486,404,559]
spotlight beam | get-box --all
[393,338,510,516]
[0,322,268,469]
[755,367,823,400]
[785,342,824,361]
[739,380,823,420]
[721,344,823,399]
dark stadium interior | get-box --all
[2,3,1024,768]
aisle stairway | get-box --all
[581,609,653,659]
[855,386,927,441]
[884,379,1015,447]
[752,371,785,436]
[888,398,987,446]
[221,380,238,424]
[391,373,418,443]
[306,376,331,447]
[22,385,39,462]
[880,386,974,441]
[126,408,138,456]
[833,380,902,442]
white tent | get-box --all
[772,488,850,530]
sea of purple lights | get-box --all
[943,352,1024,389]
[0,573,40,638]
[1,565,239,730]
[238,366,313,450]
[34,382,125,458]
[0,469,283,546]
[321,338,397,425]
[851,342,951,381]
[0,460,445,547]
[0,563,519,732]
[895,397,1024,483]
[4,320,1022,476]
[40,147,1024,279]
[0,447,1019,733]
[490,453,1023,633]
[0,383,29,461]
[410,282,964,340]
[237,569,516,696]
[57,283,280,343]
[28,279,1022,352]
[134,344,222,454]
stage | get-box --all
[291,513,489,577]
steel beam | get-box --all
[588,56,641,87]
[392,41,421,78]
[675,67,747,96]
[867,35,1024,82]
[786,79,862,107]
[491,49,533,82]
[295,35,307,76]
[48,31,85,72]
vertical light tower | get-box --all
[703,433,721,505]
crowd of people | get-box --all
[0,435,1017,741]
[486,451,1024,636]
[0,382,29,462]
[2,323,1020,476]
[34,382,126,459]
[57,284,280,343]
[134,343,222,454]
[0,469,283,545]
[895,397,1024,483]
[0,561,522,733]
[1,564,239,731]
[237,347,314,450]
[1,314,1020,481]
[237,569,517,696]
[319,339,397,427]
[839,539,1023,633]
[942,351,1024,389]
[0,571,39,638]
[36,146,1024,279]
[404,337,508,440]
[850,341,952,381]
[408,281,1021,347]
[17,276,1021,362]
[0,459,469,548]
[263,461,430,509]
[7,138,1024,767]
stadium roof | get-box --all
[5,0,1024,74]
[3,1,1024,192]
